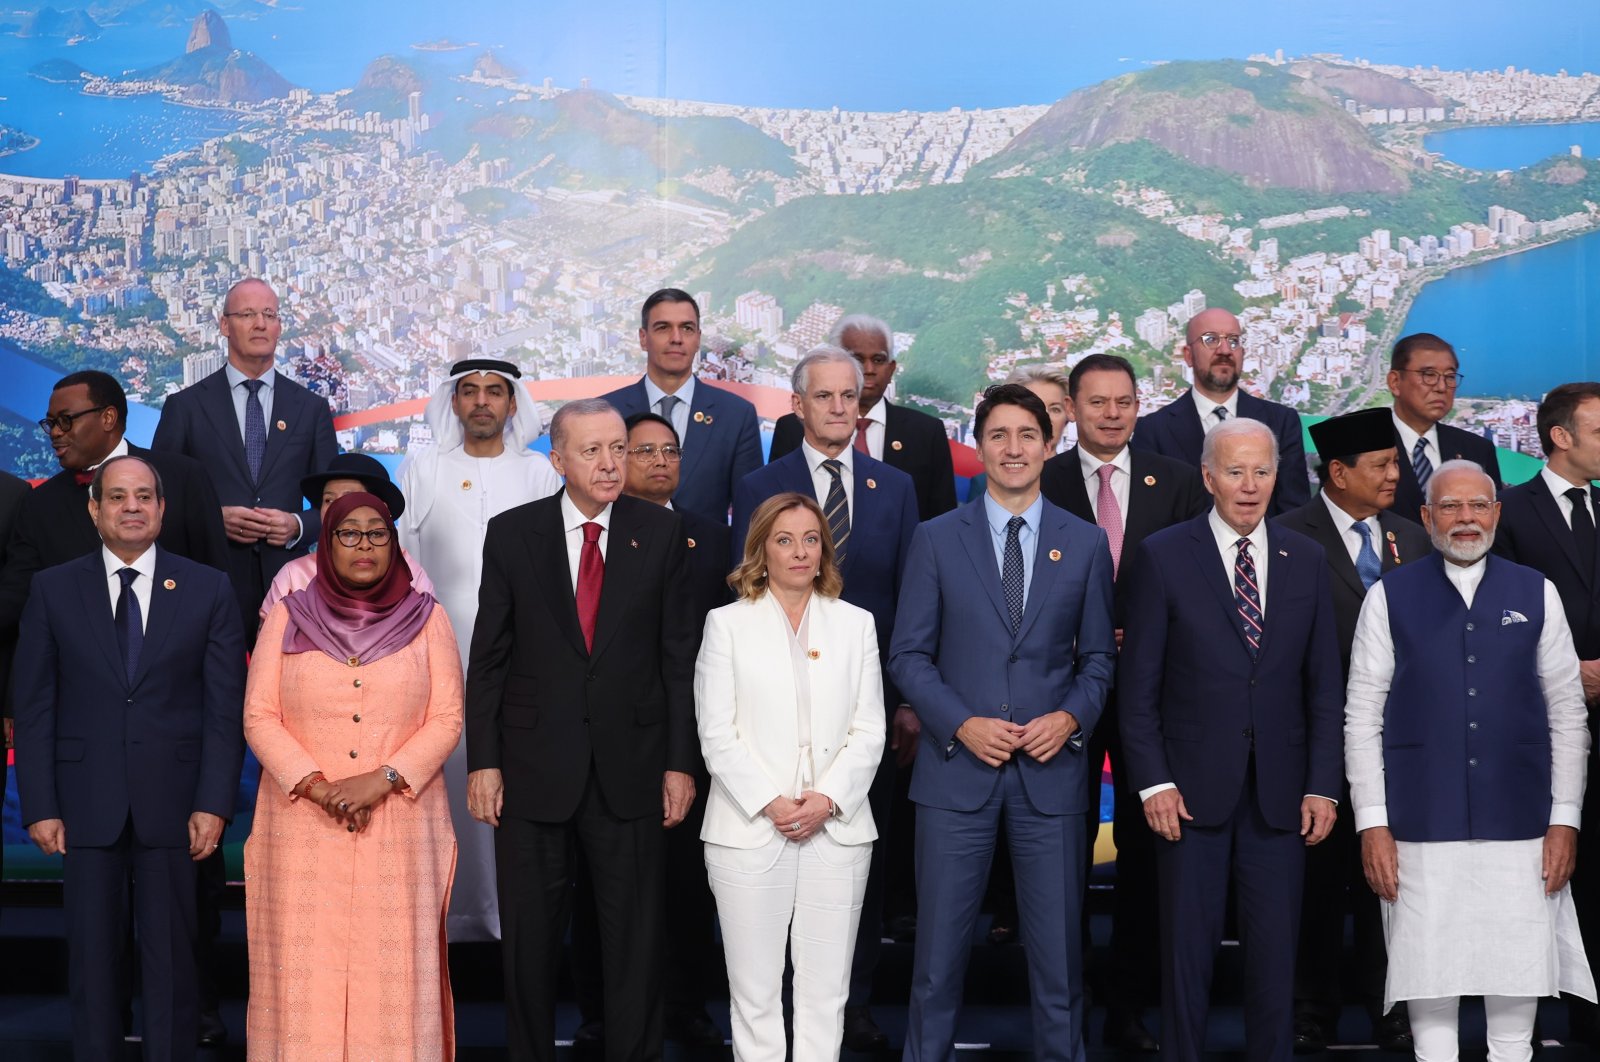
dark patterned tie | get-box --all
[1411,437,1432,494]
[1234,538,1262,659]
[1002,515,1026,633]
[243,378,267,484]
[1567,486,1596,585]
[1352,521,1382,590]
[115,567,142,685]
[822,459,850,563]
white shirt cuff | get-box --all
[1305,793,1339,806]
[1354,805,1389,832]
[286,513,305,549]
[1138,782,1176,802]
[1552,803,1583,830]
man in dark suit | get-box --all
[1119,417,1344,1062]
[12,455,245,1062]
[1038,353,1208,1051]
[0,468,30,898]
[602,288,761,523]
[151,278,338,643]
[569,410,730,1050]
[1386,332,1503,525]
[1276,408,1430,1054]
[732,345,919,1050]
[1491,381,1600,1045]
[890,383,1116,1061]
[465,398,699,1062]
[1129,307,1309,517]
[768,313,957,522]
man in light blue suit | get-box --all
[890,383,1116,1062]
[602,289,762,523]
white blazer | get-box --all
[696,592,887,849]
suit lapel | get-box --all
[589,499,644,662]
[1014,508,1067,645]
[1302,498,1366,598]
[133,550,180,689]
[680,378,716,491]
[76,556,124,684]
[253,374,298,488]
[882,403,912,473]
[1170,391,1207,467]
[1189,517,1255,660]
[958,502,1011,630]
[197,372,253,486]
[1052,448,1095,523]
[528,496,588,658]
[1124,451,1167,546]
[1376,513,1412,572]
[1254,525,1294,661]
[1531,475,1587,586]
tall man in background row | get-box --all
[1385,331,1502,524]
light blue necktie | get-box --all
[1352,521,1382,590]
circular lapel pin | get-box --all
[163,578,176,590]
[686,537,697,549]
[1385,530,1396,541]
[1048,548,1062,562]
[866,478,877,489]
[704,415,714,425]
[461,480,472,490]
[276,419,287,431]
[891,440,903,451]
[693,411,705,423]
[1144,475,1156,486]
[807,649,820,660]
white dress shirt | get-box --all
[1078,445,1131,531]
[801,441,854,510]
[1391,410,1440,477]
[1320,491,1383,567]
[1541,465,1594,530]
[856,399,888,461]
[1192,390,1240,434]
[560,492,612,595]
[101,544,156,633]
[1344,559,1588,833]
[643,374,697,443]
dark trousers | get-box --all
[497,771,666,1062]
[67,816,198,1062]
[906,765,1088,1062]
[1088,715,1160,1014]
[846,740,897,1007]
[1568,740,1600,1039]
[1156,771,1305,1062]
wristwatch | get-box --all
[381,765,400,788]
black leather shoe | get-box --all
[843,1006,890,1052]
[573,1017,605,1059]
[885,914,917,944]
[197,1008,228,1047]
[987,910,1018,945]
[665,1008,724,1048]
[1103,1011,1159,1052]
[1292,1016,1327,1055]
[1373,1011,1412,1053]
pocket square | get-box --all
[1501,610,1529,625]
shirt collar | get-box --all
[1208,508,1268,558]
[1442,554,1488,600]
[983,490,1045,539]
[1390,409,1438,458]
[1319,489,1375,536]
[801,440,853,476]
[225,362,276,392]
[1077,445,1131,482]
[1541,464,1590,503]
[101,543,157,581]
[643,374,695,410]
[1192,388,1238,421]
[861,397,888,427]
[560,491,613,535]
[82,436,131,474]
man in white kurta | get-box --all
[398,358,562,941]
[1345,460,1595,1061]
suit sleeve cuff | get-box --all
[1354,806,1389,832]
[1552,803,1583,829]
[1137,782,1176,802]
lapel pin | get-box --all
[163,578,176,590]
[1048,548,1062,562]
[1385,530,1396,541]
[866,478,877,489]
[704,414,714,425]
[276,419,287,431]
[693,411,705,423]
[346,656,360,668]
[807,648,820,660]
[461,480,472,490]
[630,538,639,549]
[686,537,697,549]
[1144,475,1156,486]
[1278,549,1288,557]
[891,439,903,451]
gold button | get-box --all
[353,678,362,688]
[352,714,361,723]
[349,750,358,759]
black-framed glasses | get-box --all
[332,527,393,548]
[628,444,683,463]
[1196,332,1244,351]
[222,309,282,323]
[1397,368,1464,388]
[38,406,111,434]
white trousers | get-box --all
[1409,995,1538,1062]
[705,832,872,1062]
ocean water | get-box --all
[1425,120,1600,172]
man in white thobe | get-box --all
[1346,459,1596,1061]
[399,358,562,941]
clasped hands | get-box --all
[222,505,299,547]
[299,770,395,832]
[955,711,1078,768]
[764,790,833,842]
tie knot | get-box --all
[118,567,139,589]
[582,522,602,544]
[244,378,264,395]
[657,394,680,417]
[1568,486,1589,505]
[1412,437,1428,459]
[1235,537,1252,556]
[1007,515,1025,535]
[822,458,843,479]
[1214,407,1228,421]
[1096,464,1116,485]
[856,417,872,431]
[1352,521,1373,542]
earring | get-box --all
[813,569,821,579]
[761,568,767,578]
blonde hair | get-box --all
[729,492,844,601]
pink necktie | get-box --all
[854,418,872,455]
[1095,464,1124,577]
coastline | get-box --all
[0,134,40,159]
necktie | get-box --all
[854,417,872,455]
[115,567,142,685]
[1411,437,1432,494]
[1352,521,1382,590]
[576,522,604,653]
[1567,486,1596,584]
[1002,515,1026,633]
[1233,538,1262,660]
[1211,406,1228,431]
[243,378,266,484]
[656,394,681,425]
[1095,464,1124,577]
[73,470,94,487]
[821,459,851,563]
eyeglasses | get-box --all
[38,406,111,434]
[1432,500,1493,517]
[331,527,392,548]
[222,309,282,323]
[1397,368,1464,388]
[1196,332,1244,351]
[628,444,683,463]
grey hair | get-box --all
[1200,416,1278,472]
[792,345,865,396]
[1004,365,1071,392]
[551,397,624,450]
[90,454,166,502]
[1425,458,1495,507]
[828,314,894,358]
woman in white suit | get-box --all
[696,491,887,1062]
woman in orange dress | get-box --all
[243,491,462,1061]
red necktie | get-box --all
[854,418,872,455]
[576,521,604,653]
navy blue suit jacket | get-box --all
[603,377,761,523]
[12,547,246,848]
[1494,473,1600,662]
[151,367,337,634]
[1129,388,1309,517]
[1117,514,1344,832]
[732,448,918,708]
[889,497,1116,814]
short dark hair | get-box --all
[624,410,680,447]
[1067,354,1137,398]
[1391,332,1457,371]
[1314,453,1362,485]
[640,288,700,330]
[89,454,164,502]
[1537,382,1600,453]
[974,383,1052,440]
[54,370,127,428]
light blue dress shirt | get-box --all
[982,490,1044,610]
[223,362,276,445]
[642,374,696,444]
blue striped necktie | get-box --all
[1411,437,1432,494]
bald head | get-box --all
[1183,307,1244,402]
[218,278,281,377]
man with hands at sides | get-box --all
[13,455,245,1062]
[1118,418,1343,1062]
